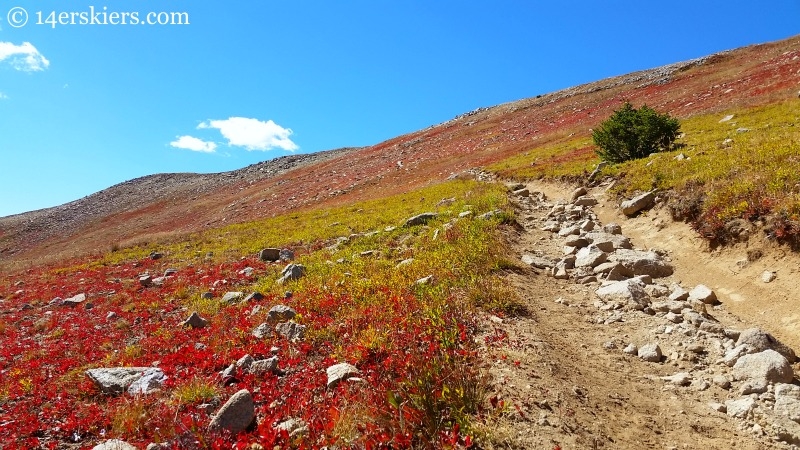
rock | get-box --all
[209,389,255,435]
[149,251,163,260]
[183,312,208,329]
[602,223,622,235]
[725,397,756,419]
[621,191,656,216]
[279,248,295,262]
[605,263,635,281]
[243,292,265,302]
[127,368,167,395]
[740,379,769,395]
[732,349,793,384]
[557,225,581,237]
[327,362,360,389]
[249,357,279,375]
[395,258,415,268]
[574,245,608,268]
[708,402,727,413]
[564,235,589,248]
[595,280,649,306]
[723,345,750,367]
[201,292,214,300]
[521,254,555,269]
[712,375,731,389]
[252,323,272,339]
[660,372,691,386]
[405,212,438,227]
[644,284,669,298]
[278,264,306,284]
[688,285,717,305]
[737,328,797,362]
[268,305,297,323]
[698,321,724,335]
[220,363,236,379]
[664,312,683,323]
[573,196,598,206]
[623,343,638,355]
[259,248,281,262]
[719,114,734,123]
[139,275,153,287]
[236,354,254,371]
[579,219,596,232]
[275,418,309,438]
[761,270,776,283]
[668,286,689,301]
[570,187,587,201]
[477,209,503,220]
[415,275,435,286]
[275,321,306,341]
[611,249,673,278]
[588,161,607,182]
[62,293,87,307]
[638,343,662,362]
[682,310,706,327]
[86,367,152,395]
[513,188,530,197]
[585,231,633,249]
[238,267,255,277]
[775,384,800,423]
[92,440,138,450]
[221,292,245,304]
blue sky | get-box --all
[0,1,798,217]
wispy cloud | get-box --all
[198,117,298,151]
[0,92,8,100]
[169,135,217,153]
[0,42,50,72]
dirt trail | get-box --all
[475,180,797,449]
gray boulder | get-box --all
[638,343,662,362]
[725,397,756,419]
[688,285,717,305]
[611,249,673,278]
[259,248,281,262]
[221,292,245,304]
[574,245,608,268]
[86,367,152,395]
[252,323,272,339]
[276,321,306,341]
[63,293,87,307]
[595,280,649,306]
[405,212,438,227]
[732,349,793,384]
[127,368,167,395]
[775,384,800,423]
[326,362,360,388]
[584,232,632,250]
[573,196,598,206]
[621,191,655,216]
[737,328,797,362]
[183,312,208,329]
[209,389,255,434]
[92,440,138,450]
[268,305,297,323]
[249,357,280,375]
[521,254,555,269]
[277,264,306,284]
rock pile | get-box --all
[515,183,800,446]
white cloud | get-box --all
[0,92,8,100]
[198,117,298,151]
[0,42,50,72]
[170,135,217,153]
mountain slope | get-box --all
[2,34,799,272]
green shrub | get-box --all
[593,102,680,163]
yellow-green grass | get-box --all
[491,100,800,242]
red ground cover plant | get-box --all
[0,229,488,448]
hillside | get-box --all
[0,35,799,450]
[2,35,799,272]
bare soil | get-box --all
[474,180,799,449]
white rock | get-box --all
[762,271,776,283]
[688,284,717,304]
[732,349,793,384]
[725,397,756,419]
[660,372,691,386]
[638,343,662,362]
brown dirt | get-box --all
[474,180,797,449]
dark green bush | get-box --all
[593,102,680,163]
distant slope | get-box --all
[2,34,798,271]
